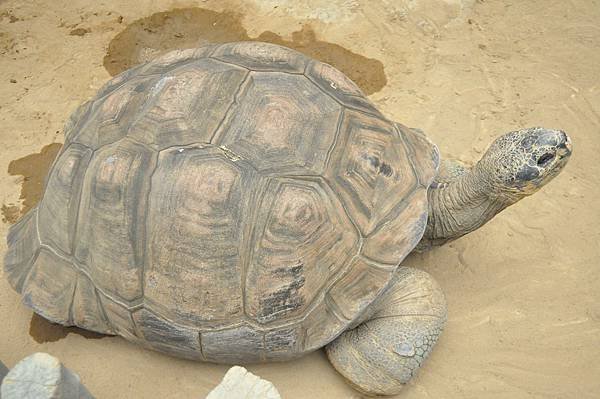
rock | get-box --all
[0,359,8,384]
[206,366,280,399]
[0,353,94,399]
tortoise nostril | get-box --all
[560,131,567,141]
[558,131,567,146]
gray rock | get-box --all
[0,359,8,385]
[0,353,94,399]
[206,366,280,399]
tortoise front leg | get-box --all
[326,267,447,396]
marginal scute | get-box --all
[300,300,347,351]
[64,101,94,144]
[306,60,381,116]
[128,59,248,149]
[141,45,217,75]
[37,144,92,254]
[362,194,429,265]
[96,62,146,99]
[4,209,40,292]
[245,177,359,324]
[145,146,252,325]
[132,308,203,360]
[211,42,307,73]
[74,139,156,303]
[72,274,114,334]
[263,327,302,360]
[396,123,440,187]
[326,110,419,235]
[326,257,393,321]
[213,72,341,174]
[20,248,77,324]
[201,324,264,363]
[98,293,138,341]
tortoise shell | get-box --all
[5,42,439,362]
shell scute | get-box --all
[245,177,360,324]
[37,144,91,255]
[4,209,40,292]
[98,293,138,341]
[144,146,255,325]
[132,308,203,360]
[325,110,420,236]
[326,257,393,321]
[73,139,156,303]
[21,248,76,324]
[128,59,248,149]
[213,71,341,175]
[201,324,264,363]
[72,75,160,149]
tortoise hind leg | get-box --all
[325,267,447,396]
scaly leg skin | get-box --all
[326,267,447,396]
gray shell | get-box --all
[4,42,439,362]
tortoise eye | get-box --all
[537,152,554,167]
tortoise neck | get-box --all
[418,161,515,249]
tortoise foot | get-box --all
[325,267,447,396]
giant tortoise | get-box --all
[4,42,571,396]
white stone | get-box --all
[1,353,94,399]
[206,366,280,399]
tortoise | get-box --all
[4,42,571,396]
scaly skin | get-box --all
[418,127,572,251]
[326,267,447,396]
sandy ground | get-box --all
[1,0,599,398]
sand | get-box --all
[0,0,599,398]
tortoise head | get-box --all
[479,127,572,198]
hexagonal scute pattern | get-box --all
[245,177,360,324]
[4,40,445,363]
[128,59,248,149]
[326,110,419,236]
[211,42,308,73]
[144,145,258,326]
[306,61,382,116]
[214,72,341,174]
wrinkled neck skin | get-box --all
[417,161,517,251]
